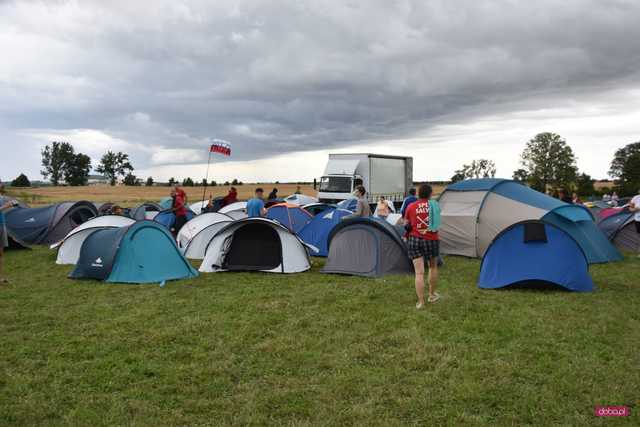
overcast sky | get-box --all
[1,0,640,183]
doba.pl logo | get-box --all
[594,406,630,417]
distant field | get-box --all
[9,184,318,207]
[9,183,446,207]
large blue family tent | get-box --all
[298,208,352,256]
[266,203,313,234]
[479,221,594,292]
[70,221,198,284]
[438,178,622,264]
[597,208,639,252]
[5,201,98,245]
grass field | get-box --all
[1,246,639,425]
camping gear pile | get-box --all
[3,181,626,291]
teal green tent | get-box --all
[70,221,198,284]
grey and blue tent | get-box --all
[321,217,413,277]
[70,221,198,284]
[438,179,621,264]
[5,201,98,245]
[597,208,639,252]
[130,202,163,220]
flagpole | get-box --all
[202,148,212,207]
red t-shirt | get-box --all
[405,199,438,240]
[174,189,187,216]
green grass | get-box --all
[1,248,639,426]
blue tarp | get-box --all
[70,221,198,284]
[479,221,594,292]
[298,208,352,256]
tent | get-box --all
[298,208,353,256]
[284,194,318,206]
[321,217,413,277]
[337,198,358,212]
[130,202,163,220]
[177,212,233,259]
[598,209,639,252]
[159,197,173,209]
[95,202,114,216]
[70,221,198,284]
[225,210,248,220]
[154,209,195,230]
[479,221,594,292]
[303,203,337,216]
[53,215,136,264]
[200,218,310,273]
[5,201,98,245]
[266,203,313,233]
[218,201,247,215]
[438,179,622,264]
[597,207,624,221]
[189,198,224,215]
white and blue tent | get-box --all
[298,208,353,257]
[438,179,621,264]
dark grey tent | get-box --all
[598,208,639,252]
[5,201,98,245]
[321,217,413,277]
[130,202,163,220]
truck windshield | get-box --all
[319,176,352,193]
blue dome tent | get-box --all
[336,198,358,212]
[479,221,594,292]
[438,179,621,264]
[298,208,352,256]
[266,203,313,234]
[597,208,639,252]
[70,221,198,284]
[154,209,195,230]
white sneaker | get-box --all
[428,293,441,303]
[416,302,425,310]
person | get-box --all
[0,183,17,284]
[558,189,573,204]
[603,193,611,202]
[376,196,391,220]
[267,188,278,200]
[221,187,238,207]
[171,185,188,234]
[404,184,441,308]
[247,188,267,218]
[343,186,371,219]
[571,192,583,205]
[629,189,640,257]
[611,192,619,207]
[110,205,124,216]
[400,188,418,218]
[294,186,302,195]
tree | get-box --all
[123,173,140,186]
[576,173,595,197]
[95,151,134,186]
[450,159,496,183]
[512,169,528,183]
[64,153,91,186]
[11,173,31,187]
[145,177,154,187]
[519,132,578,192]
[609,142,640,196]
[168,177,176,186]
[231,178,239,185]
[41,141,75,185]
[182,177,194,187]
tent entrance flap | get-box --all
[223,223,282,271]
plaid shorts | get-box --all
[407,236,439,260]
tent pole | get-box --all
[202,149,212,206]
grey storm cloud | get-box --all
[2,0,640,170]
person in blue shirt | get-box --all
[0,183,17,284]
[400,188,418,218]
[247,188,267,218]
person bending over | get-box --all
[343,186,371,219]
[404,184,442,308]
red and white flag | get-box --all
[210,140,231,156]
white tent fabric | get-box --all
[284,194,318,206]
[177,212,233,259]
[200,218,310,274]
[225,210,248,220]
[189,201,209,215]
[218,201,247,214]
[385,213,402,225]
[54,215,135,265]
[439,190,486,257]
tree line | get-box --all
[451,132,640,197]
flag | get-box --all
[210,140,231,156]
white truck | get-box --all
[317,153,413,205]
